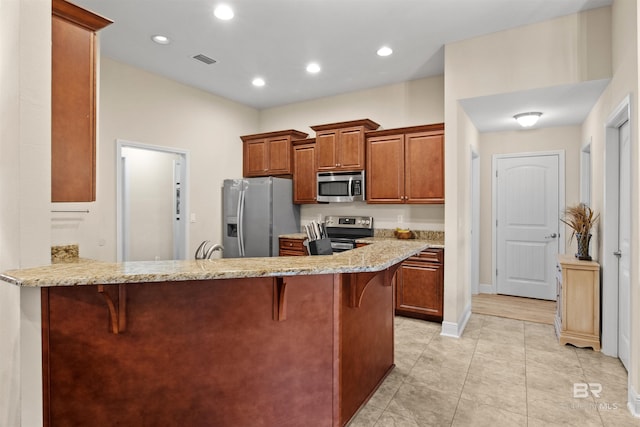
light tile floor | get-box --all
[347,314,640,427]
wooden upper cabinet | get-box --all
[51,0,112,202]
[366,134,405,203]
[366,123,444,204]
[292,139,317,204]
[405,131,444,203]
[311,119,379,171]
[241,130,308,177]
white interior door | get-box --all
[617,120,630,371]
[495,154,561,300]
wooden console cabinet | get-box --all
[555,255,600,351]
[395,248,444,321]
[52,0,112,202]
[311,119,379,172]
[366,123,444,204]
[241,129,308,177]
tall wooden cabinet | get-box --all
[52,0,112,202]
[241,130,308,177]
[292,139,317,204]
[366,124,444,204]
[395,248,444,321]
[555,255,600,351]
[311,119,379,171]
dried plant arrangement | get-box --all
[561,203,599,260]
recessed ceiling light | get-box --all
[306,62,321,74]
[214,4,234,20]
[377,46,393,57]
[151,35,171,45]
[252,77,265,87]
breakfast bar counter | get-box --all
[1,240,430,427]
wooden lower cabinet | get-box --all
[395,248,444,321]
[555,255,600,350]
[279,237,308,256]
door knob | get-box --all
[545,233,558,239]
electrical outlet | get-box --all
[397,215,403,224]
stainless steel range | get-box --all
[324,215,374,253]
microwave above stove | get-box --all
[317,171,365,203]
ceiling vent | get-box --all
[192,54,217,65]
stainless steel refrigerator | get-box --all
[223,177,300,258]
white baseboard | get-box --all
[440,302,471,338]
[478,283,495,294]
[629,383,640,418]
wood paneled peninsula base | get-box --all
[2,240,430,427]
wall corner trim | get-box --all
[440,302,471,338]
[629,383,640,418]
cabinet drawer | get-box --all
[279,238,308,256]
[407,249,443,264]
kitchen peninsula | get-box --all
[1,240,430,427]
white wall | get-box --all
[478,126,583,287]
[444,7,611,332]
[582,0,640,413]
[0,0,51,425]
[51,58,260,262]
[260,75,446,230]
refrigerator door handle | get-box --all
[238,186,246,257]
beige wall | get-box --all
[51,58,260,262]
[260,75,446,230]
[477,126,583,287]
[444,7,611,331]
[0,0,51,425]
[582,0,639,411]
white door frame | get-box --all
[116,139,190,262]
[470,147,480,295]
[491,150,566,294]
[601,95,631,358]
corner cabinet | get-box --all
[395,248,444,321]
[292,139,317,204]
[366,123,444,204]
[555,255,600,351]
[52,0,112,202]
[241,130,308,177]
[310,119,379,172]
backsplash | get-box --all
[375,229,444,241]
[51,244,79,263]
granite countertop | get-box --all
[0,239,431,288]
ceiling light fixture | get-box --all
[306,62,321,74]
[377,46,393,57]
[252,77,265,87]
[214,4,234,20]
[513,112,542,127]
[151,35,171,45]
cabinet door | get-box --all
[52,16,96,202]
[405,132,444,203]
[337,127,365,170]
[395,261,443,320]
[243,139,268,177]
[366,134,404,203]
[316,132,338,171]
[293,143,317,204]
[267,136,291,175]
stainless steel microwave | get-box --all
[317,171,365,203]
